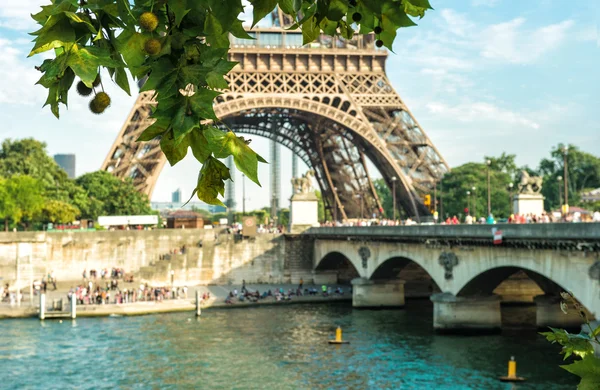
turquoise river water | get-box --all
[0,301,578,389]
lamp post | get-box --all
[170,270,175,288]
[466,190,471,216]
[486,159,492,216]
[508,182,514,214]
[562,146,569,215]
[557,176,563,212]
[472,186,477,217]
[391,176,397,221]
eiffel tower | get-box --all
[101,10,449,220]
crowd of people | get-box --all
[67,279,190,306]
[319,210,600,227]
[224,281,348,305]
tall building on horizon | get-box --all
[53,154,76,178]
[172,188,181,203]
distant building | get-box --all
[172,188,181,203]
[166,210,207,229]
[53,154,76,178]
[581,188,600,203]
[150,201,226,214]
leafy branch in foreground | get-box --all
[28,0,432,206]
[540,291,600,389]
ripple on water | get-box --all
[0,303,577,389]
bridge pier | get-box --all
[431,293,501,333]
[351,278,405,308]
[534,294,587,330]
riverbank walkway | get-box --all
[0,283,351,319]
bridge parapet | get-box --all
[305,224,600,251]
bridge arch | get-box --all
[456,265,597,314]
[314,251,361,283]
[370,256,441,297]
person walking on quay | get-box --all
[241,280,247,294]
[298,278,304,290]
[82,269,87,281]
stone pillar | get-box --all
[535,294,586,329]
[431,293,501,333]
[351,278,405,308]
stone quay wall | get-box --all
[0,230,311,287]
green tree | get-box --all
[538,144,600,211]
[75,171,152,219]
[41,199,80,224]
[439,161,512,220]
[0,138,68,187]
[278,208,289,227]
[28,0,433,207]
[0,177,17,231]
[484,152,519,180]
[4,175,45,230]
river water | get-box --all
[0,301,577,389]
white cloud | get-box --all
[0,0,41,30]
[480,18,574,64]
[425,101,540,130]
[0,38,43,105]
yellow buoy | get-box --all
[499,356,525,382]
[329,326,349,345]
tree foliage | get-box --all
[538,144,600,211]
[28,0,433,206]
[439,161,512,220]
[1,175,46,230]
[75,171,153,219]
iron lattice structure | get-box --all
[101,16,449,220]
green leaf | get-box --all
[172,104,200,139]
[194,156,231,206]
[137,117,170,141]
[169,0,191,27]
[114,30,147,70]
[561,355,600,390]
[189,88,220,121]
[250,0,278,28]
[206,72,229,89]
[406,0,434,10]
[115,67,131,95]
[160,129,190,166]
[29,16,75,57]
[278,0,295,15]
[67,45,121,87]
[302,17,320,46]
[64,11,97,33]
[188,128,211,163]
[327,0,348,21]
[203,128,266,185]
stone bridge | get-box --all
[302,224,600,332]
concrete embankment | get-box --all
[0,294,351,320]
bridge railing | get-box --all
[306,223,600,242]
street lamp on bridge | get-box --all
[562,146,569,216]
[466,190,471,216]
[391,176,397,221]
[508,182,514,214]
[486,160,492,216]
[472,186,477,217]
[355,194,364,220]
[557,176,563,213]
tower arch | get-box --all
[101,28,449,219]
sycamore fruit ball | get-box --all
[140,12,159,32]
[144,38,162,56]
[76,81,93,96]
[89,92,111,114]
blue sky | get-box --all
[0,0,598,210]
